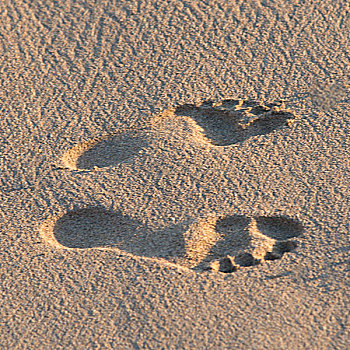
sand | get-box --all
[1,0,350,348]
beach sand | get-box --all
[1,0,349,348]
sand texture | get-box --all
[1,0,350,349]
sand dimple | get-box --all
[174,99,296,146]
[61,129,148,170]
[41,209,304,273]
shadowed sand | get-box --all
[42,208,187,264]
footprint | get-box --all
[60,99,296,170]
[174,99,296,146]
[255,216,304,240]
[40,208,304,273]
[62,128,149,170]
[61,99,295,170]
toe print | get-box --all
[174,99,296,146]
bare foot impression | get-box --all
[174,99,296,146]
[61,99,296,170]
[40,209,303,273]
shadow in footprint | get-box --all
[174,99,296,146]
[49,207,186,263]
[264,241,299,261]
[62,129,149,170]
[234,252,261,267]
[255,216,304,240]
